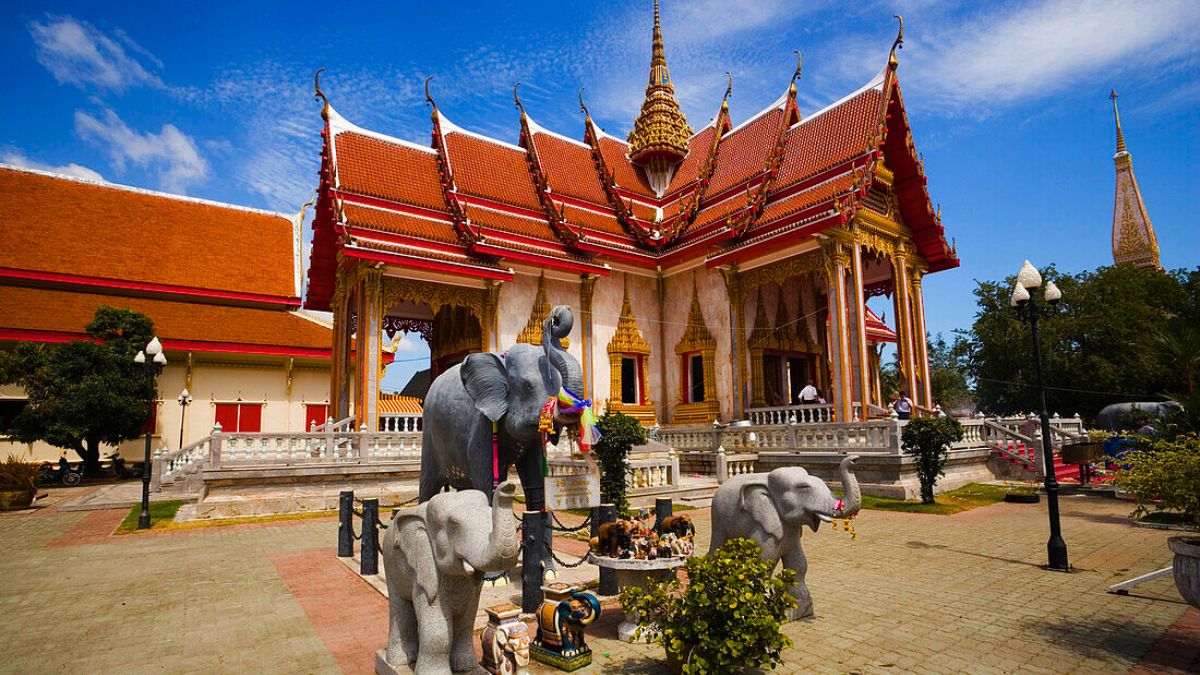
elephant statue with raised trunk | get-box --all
[418,306,584,511]
[709,456,861,619]
[379,482,521,675]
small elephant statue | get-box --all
[589,520,633,558]
[659,514,695,538]
[1094,401,1182,432]
[531,583,601,669]
[481,605,531,675]
[380,482,521,675]
[709,456,861,619]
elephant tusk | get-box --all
[816,513,835,523]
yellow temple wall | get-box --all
[590,271,663,415]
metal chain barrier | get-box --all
[550,511,592,533]
[545,540,590,569]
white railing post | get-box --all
[150,449,164,492]
[357,424,370,462]
[209,423,223,468]
[716,445,729,483]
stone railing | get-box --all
[658,421,901,455]
[716,448,757,482]
[379,413,422,433]
[152,433,213,491]
[211,424,423,467]
[311,415,356,433]
[626,455,679,493]
[747,404,835,425]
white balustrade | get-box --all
[379,413,423,433]
[747,404,835,425]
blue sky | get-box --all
[4,1,1198,392]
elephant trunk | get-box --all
[543,306,582,396]
[833,455,861,518]
[477,482,520,571]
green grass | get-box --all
[846,483,1010,515]
[115,500,184,533]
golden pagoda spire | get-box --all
[1108,90,1161,270]
[627,0,693,195]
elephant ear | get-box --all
[394,511,439,603]
[461,353,508,422]
[738,481,782,547]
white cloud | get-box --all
[1,149,105,182]
[30,15,163,92]
[74,109,207,193]
[902,0,1200,111]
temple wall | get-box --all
[590,271,663,413]
[0,360,331,463]
[661,267,734,424]
[495,271,584,377]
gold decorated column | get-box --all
[580,274,597,398]
[891,248,919,403]
[910,269,933,407]
[482,280,501,352]
[822,240,853,422]
[329,268,354,421]
[721,264,747,421]
[850,238,870,418]
[355,268,383,431]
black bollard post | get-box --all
[521,511,546,613]
[338,490,354,558]
[598,503,618,596]
[654,497,673,533]
[543,511,557,578]
[360,498,380,576]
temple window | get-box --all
[305,403,330,430]
[214,401,263,433]
[672,283,720,424]
[687,353,706,402]
[606,286,656,424]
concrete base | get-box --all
[375,648,489,674]
[185,476,419,520]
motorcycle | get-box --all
[38,457,83,487]
[106,452,143,479]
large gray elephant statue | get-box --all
[380,481,520,675]
[1094,401,1182,432]
[419,306,583,510]
[709,456,861,619]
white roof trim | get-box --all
[345,199,454,224]
[795,64,887,127]
[726,87,791,136]
[526,116,590,149]
[0,162,291,220]
[592,121,628,145]
[291,309,334,330]
[439,113,525,152]
[327,104,436,155]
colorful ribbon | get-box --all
[557,386,601,452]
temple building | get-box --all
[305,6,958,430]
[0,165,335,461]
[1108,91,1161,270]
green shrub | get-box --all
[619,538,795,674]
[901,417,964,504]
[1114,435,1200,527]
[593,411,646,513]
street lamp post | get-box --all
[177,388,193,450]
[1010,261,1070,571]
[134,337,167,530]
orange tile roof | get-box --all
[378,394,423,414]
[756,174,854,226]
[344,203,458,244]
[0,166,297,299]
[597,137,655,197]
[666,125,717,194]
[464,205,557,241]
[694,193,748,228]
[774,88,882,191]
[444,133,543,211]
[333,132,447,212]
[561,204,626,236]
[350,238,507,271]
[705,108,784,196]
[530,132,609,205]
[0,285,329,352]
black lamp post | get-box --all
[1010,261,1070,571]
[133,337,166,530]
[177,388,193,450]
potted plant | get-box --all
[619,538,795,674]
[0,454,41,510]
[1114,435,1200,608]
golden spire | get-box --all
[1108,91,1161,270]
[1110,89,1128,157]
[628,0,693,194]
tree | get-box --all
[0,307,159,475]
[592,411,646,513]
[964,264,1198,422]
[901,417,964,504]
[928,333,973,411]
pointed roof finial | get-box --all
[314,68,329,119]
[722,72,732,113]
[1110,89,1128,156]
[790,50,803,95]
[652,0,666,68]
[628,0,693,182]
[424,76,437,111]
[579,87,591,120]
[889,15,905,67]
[514,81,526,118]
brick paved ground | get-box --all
[0,490,1194,674]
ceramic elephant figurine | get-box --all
[380,482,521,674]
[709,456,861,619]
[1094,401,1182,432]
[418,306,584,513]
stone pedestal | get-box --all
[590,555,686,642]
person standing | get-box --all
[798,380,822,405]
[894,390,913,420]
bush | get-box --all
[619,538,795,674]
[593,411,646,513]
[0,454,41,492]
[1114,435,1200,528]
[901,417,964,504]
